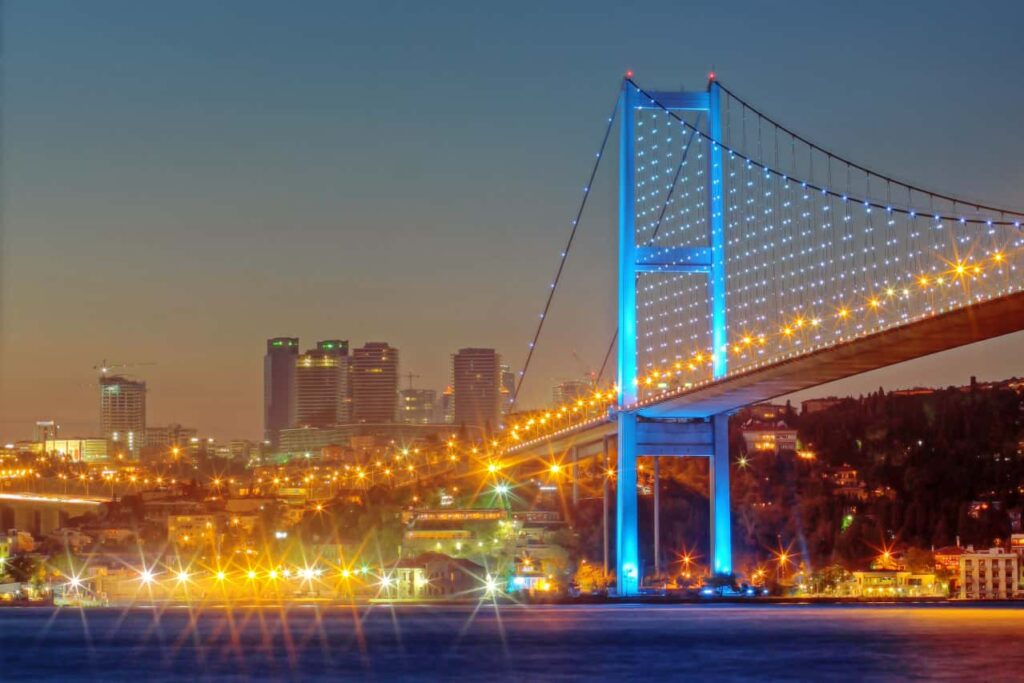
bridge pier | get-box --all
[615,414,732,596]
[615,413,640,596]
[710,413,732,576]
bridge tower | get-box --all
[616,78,731,595]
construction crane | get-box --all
[92,359,156,376]
[570,350,598,386]
[404,372,421,390]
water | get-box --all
[1,603,1022,681]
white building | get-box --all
[959,546,1022,600]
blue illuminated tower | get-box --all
[616,77,731,596]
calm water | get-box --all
[1,603,1022,681]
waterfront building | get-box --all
[296,340,351,428]
[959,547,1022,599]
[264,337,299,447]
[847,571,945,597]
[452,348,501,433]
[934,545,965,574]
[352,342,399,423]
[99,374,146,458]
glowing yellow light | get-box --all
[868,298,880,309]
[176,571,189,583]
[216,571,226,581]
[247,570,257,580]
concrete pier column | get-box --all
[615,412,639,596]
[709,412,732,575]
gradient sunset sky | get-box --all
[2,1,1023,440]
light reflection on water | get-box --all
[2,604,1023,681]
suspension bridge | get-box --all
[502,73,1024,597]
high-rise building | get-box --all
[553,379,592,406]
[441,386,455,424]
[452,348,501,432]
[264,337,299,447]
[399,388,437,424]
[500,364,516,415]
[296,340,351,428]
[352,342,399,423]
[99,374,146,457]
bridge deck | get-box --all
[639,290,1024,418]
[508,291,1024,457]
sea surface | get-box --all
[1,603,1022,681]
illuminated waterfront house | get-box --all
[848,571,945,597]
[959,547,1022,600]
[933,546,965,574]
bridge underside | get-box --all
[638,291,1024,419]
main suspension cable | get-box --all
[715,80,1024,218]
[509,83,622,413]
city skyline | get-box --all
[3,1,1024,441]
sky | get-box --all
[1,0,1023,441]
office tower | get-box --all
[296,340,351,428]
[500,364,516,414]
[352,342,399,423]
[452,348,501,432]
[399,388,437,424]
[99,374,146,457]
[553,379,592,406]
[264,337,299,447]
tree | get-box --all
[5,554,40,584]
